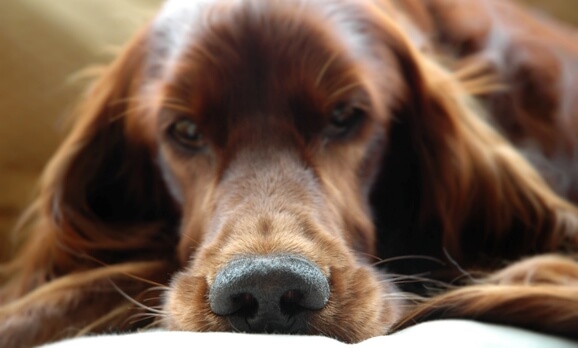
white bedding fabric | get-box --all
[43,320,577,348]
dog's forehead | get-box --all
[147,0,375,81]
[143,0,396,148]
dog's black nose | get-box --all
[209,255,330,334]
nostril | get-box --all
[280,289,306,316]
[231,293,258,317]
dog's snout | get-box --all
[209,255,330,333]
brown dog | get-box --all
[1,0,578,346]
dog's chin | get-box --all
[163,252,401,343]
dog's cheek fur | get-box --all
[309,266,402,342]
[164,272,223,332]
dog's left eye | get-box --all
[326,103,365,139]
[169,118,206,150]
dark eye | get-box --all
[169,118,206,150]
[326,103,365,139]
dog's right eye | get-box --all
[169,118,206,150]
[325,103,365,139]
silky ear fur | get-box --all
[1,26,179,299]
[391,254,578,340]
[368,10,578,278]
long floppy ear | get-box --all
[370,14,578,277]
[0,25,180,346]
[1,26,179,298]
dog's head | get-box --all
[30,0,577,342]
[152,1,405,339]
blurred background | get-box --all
[0,0,577,258]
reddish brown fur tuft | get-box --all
[2,0,578,346]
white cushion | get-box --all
[42,320,577,348]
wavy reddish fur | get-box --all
[1,0,578,346]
